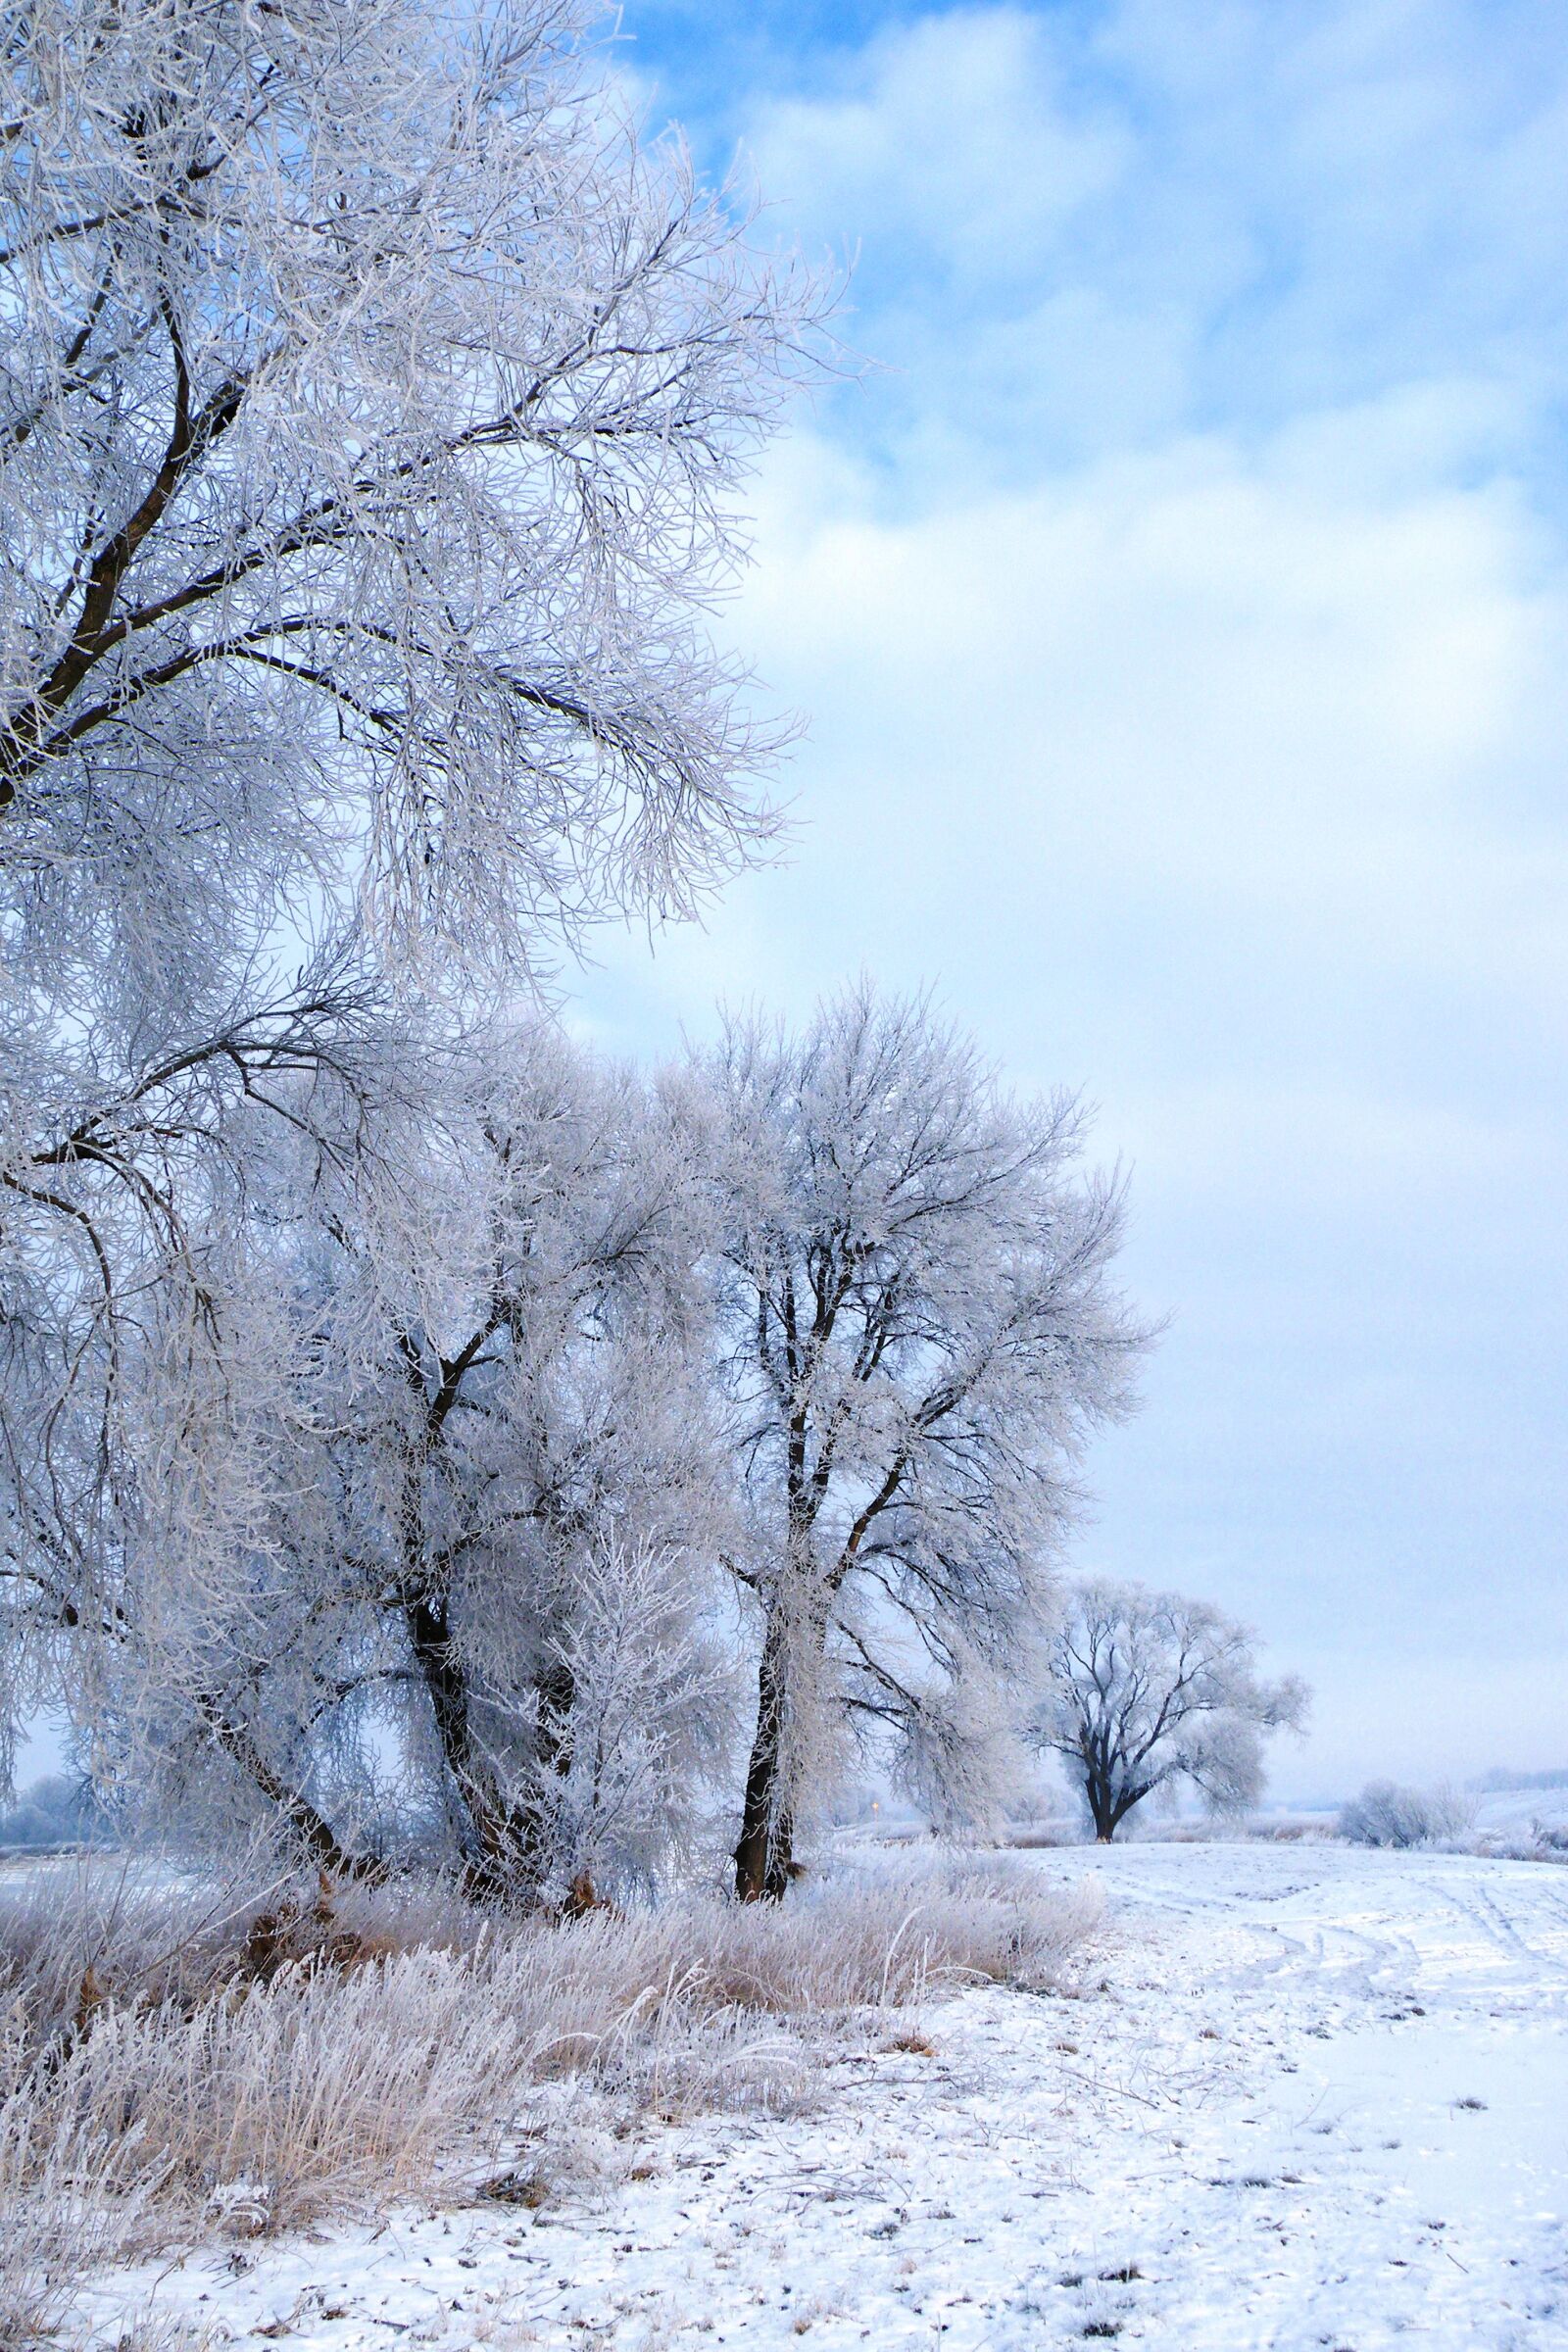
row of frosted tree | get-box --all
[0,1,1298,1897]
[9,980,1146,1896]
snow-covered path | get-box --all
[87,1844,1568,2350]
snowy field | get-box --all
[77,1842,1568,2351]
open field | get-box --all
[54,1841,1568,2350]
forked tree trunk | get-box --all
[404,1592,530,1897]
[1085,1772,1119,1843]
[1084,1767,1152,1844]
[404,1592,576,1903]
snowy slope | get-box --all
[1473,1786,1568,1839]
[75,1843,1568,2350]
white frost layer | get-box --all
[76,1843,1568,2349]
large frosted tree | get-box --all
[39,1020,737,1890]
[270,1024,734,1895]
[1,0,815,981]
[688,988,1147,1899]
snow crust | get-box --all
[77,1843,1568,2348]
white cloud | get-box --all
[751,8,1132,285]
[743,1,1568,473]
[724,415,1568,997]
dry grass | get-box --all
[0,1850,1100,2344]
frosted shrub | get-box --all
[1338,1780,1475,1848]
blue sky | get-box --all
[566,0,1568,1799]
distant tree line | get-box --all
[0,1774,107,1851]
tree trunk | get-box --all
[402,1583,585,1905]
[197,1694,373,1878]
[734,1603,796,1901]
[404,1592,531,1896]
[1085,1772,1118,1844]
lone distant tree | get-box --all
[1034,1578,1307,1841]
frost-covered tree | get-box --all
[1,0,818,988]
[1034,1578,1308,1841]
[146,1022,737,1893]
[0,961,417,1839]
[1,0,818,1291]
[687,988,1146,1899]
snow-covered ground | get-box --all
[77,1842,1568,2350]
